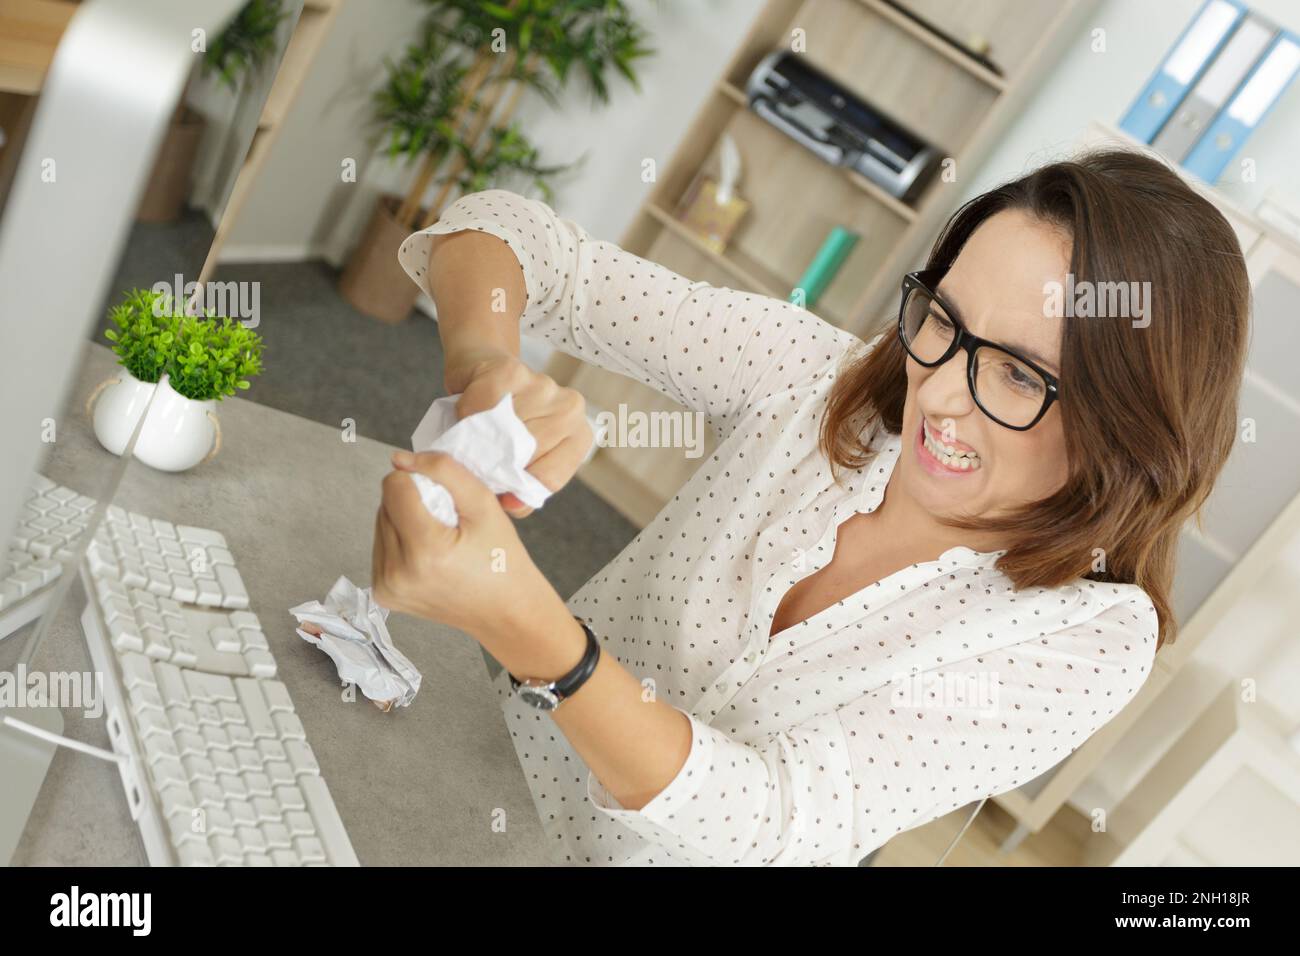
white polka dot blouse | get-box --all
[397,189,1159,866]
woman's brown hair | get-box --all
[819,147,1251,651]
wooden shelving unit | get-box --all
[197,0,341,284]
[0,0,79,213]
[0,0,77,95]
[548,0,1099,527]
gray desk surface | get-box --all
[4,343,553,865]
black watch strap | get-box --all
[508,617,601,702]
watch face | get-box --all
[518,684,560,711]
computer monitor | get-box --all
[0,0,258,865]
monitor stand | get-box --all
[0,703,62,864]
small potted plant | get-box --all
[92,288,265,472]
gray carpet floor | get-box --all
[92,209,638,601]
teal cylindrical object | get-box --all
[791,226,860,309]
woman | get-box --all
[378,147,1250,865]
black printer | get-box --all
[745,51,942,201]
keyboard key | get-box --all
[228,799,257,827]
[184,670,237,704]
[178,525,228,548]
[286,740,320,776]
[253,797,281,823]
[275,785,305,811]
[266,762,295,787]
[208,834,242,865]
[143,627,171,661]
[294,837,326,863]
[177,843,216,867]
[299,775,357,866]
[235,680,277,740]
[245,649,276,678]
[171,637,198,667]
[262,823,292,850]
[159,784,197,820]
[119,652,156,691]
[273,712,305,741]
[153,662,190,707]
[182,755,217,783]
[170,575,198,603]
[215,564,249,609]
[211,627,241,653]
[238,826,267,853]
[261,682,294,714]
[193,780,225,809]
[175,731,207,758]
[195,576,222,607]
[109,618,144,654]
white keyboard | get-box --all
[0,474,95,639]
[4,476,359,866]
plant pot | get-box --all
[137,105,205,223]
[338,194,422,324]
[91,371,219,473]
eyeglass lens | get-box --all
[901,286,1048,428]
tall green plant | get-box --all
[373,0,657,229]
[450,123,569,203]
[429,0,655,105]
[204,0,290,90]
[104,289,182,384]
[374,30,471,161]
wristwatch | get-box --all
[507,617,601,712]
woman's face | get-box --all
[897,208,1070,530]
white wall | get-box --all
[223,0,765,264]
[958,0,1300,213]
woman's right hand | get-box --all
[444,348,594,518]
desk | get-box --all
[4,342,553,865]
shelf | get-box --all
[645,201,860,328]
[716,80,921,223]
[856,0,1006,93]
[0,0,78,95]
[644,202,788,298]
[257,3,331,132]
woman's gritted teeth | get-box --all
[921,419,982,471]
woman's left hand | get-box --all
[371,449,557,642]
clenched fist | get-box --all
[445,348,593,518]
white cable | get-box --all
[933,797,987,866]
[1,714,125,765]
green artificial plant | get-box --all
[168,315,265,402]
[104,288,183,384]
[203,0,290,90]
[104,289,265,401]
[375,0,657,231]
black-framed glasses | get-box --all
[896,267,1061,431]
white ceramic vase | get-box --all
[91,371,218,472]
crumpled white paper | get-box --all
[407,391,554,527]
[289,575,421,711]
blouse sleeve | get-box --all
[585,589,1159,866]
[397,188,863,443]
